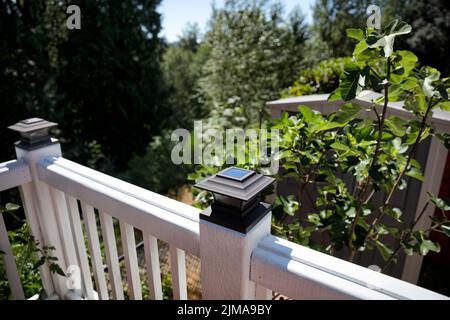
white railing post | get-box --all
[197,168,274,299]
[9,118,79,299]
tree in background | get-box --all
[163,24,210,130]
[310,0,450,76]
[199,0,308,125]
[0,0,168,174]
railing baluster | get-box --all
[0,212,25,300]
[65,195,95,299]
[119,221,142,299]
[169,245,187,300]
[99,212,124,300]
[143,233,162,300]
[81,202,109,300]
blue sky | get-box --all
[158,0,315,42]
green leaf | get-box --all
[423,68,441,97]
[385,116,408,137]
[298,105,315,122]
[353,40,368,56]
[346,28,364,41]
[5,203,20,211]
[428,192,450,211]
[384,207,403,222]
[335,103,361,124]
[436,133,450,150]
[367,20,412,57]
[50,263,66,277]
[419,239,440,256]
[339,64,368,101]
[375,240,394,261]
[328,88,342,102]
[441,225,450,237]
[436,101,450,111]
[275,195,299,216]
[331,141,351,152]
[406,167,424,182]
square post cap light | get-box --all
[194,167,275,233]
[8,118,58,149]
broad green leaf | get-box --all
[298,105,314,122]
[423,68,441,97]
[436,101,450,111]
[335,103,361,124]
[385,207,403,222]
[353,40,369,56]
[331,141,350,152]
[385,116,408,137]
[328,88,342,102]
[339,64,368,101]
[406,167,424,182]
[347,28,364,41]
[375,240,394,261]
[391,51,418,84]
[367,20,412,57]
[427,192,450,211]
[419,239,440,256]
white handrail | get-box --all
[251,236,449,300]
[37,156,201,257]
[0,159,31,192]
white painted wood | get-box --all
[65,195,95,300]
[15,142,68,297]
[402,137,448,284]
[19,183,54,296]
[48,187,80,286]
[169,245,187,300]
[119,221,142,300]
[267,90,450,133]
[255,284,272,300]
[250,236,449,300]
[99,211,124,300]
[143,233,163,300]
[37,157,200,256]
[81,202,109,300]
[200,213,272,300]
[0,212,25,300]
[0,159,32,192]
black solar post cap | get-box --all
[194,167,275,234]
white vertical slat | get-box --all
[169,245,187,300]
[48,188,79,272]
[81,202,109,300]
[65,196,95,300]
[255,284,272,300]
[19,183,54,296]
[99,212,124,300]
[143,233,162,300]
[0,212,25,300]
[119,221,142,300]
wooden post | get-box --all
[200,213,271,299]
[9,118,79,299]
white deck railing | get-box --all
[0,127,449,300]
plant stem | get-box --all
[348,57,391,261]
[381,202,429,271]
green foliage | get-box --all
[190,18,450,272]
[282,57,351,97]
[0,0,168,173]
[127,131,192,195]
[142,272,173,300]
[0,204,63,299]
[200,0,308,125]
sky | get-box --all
[158,0,315,42]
